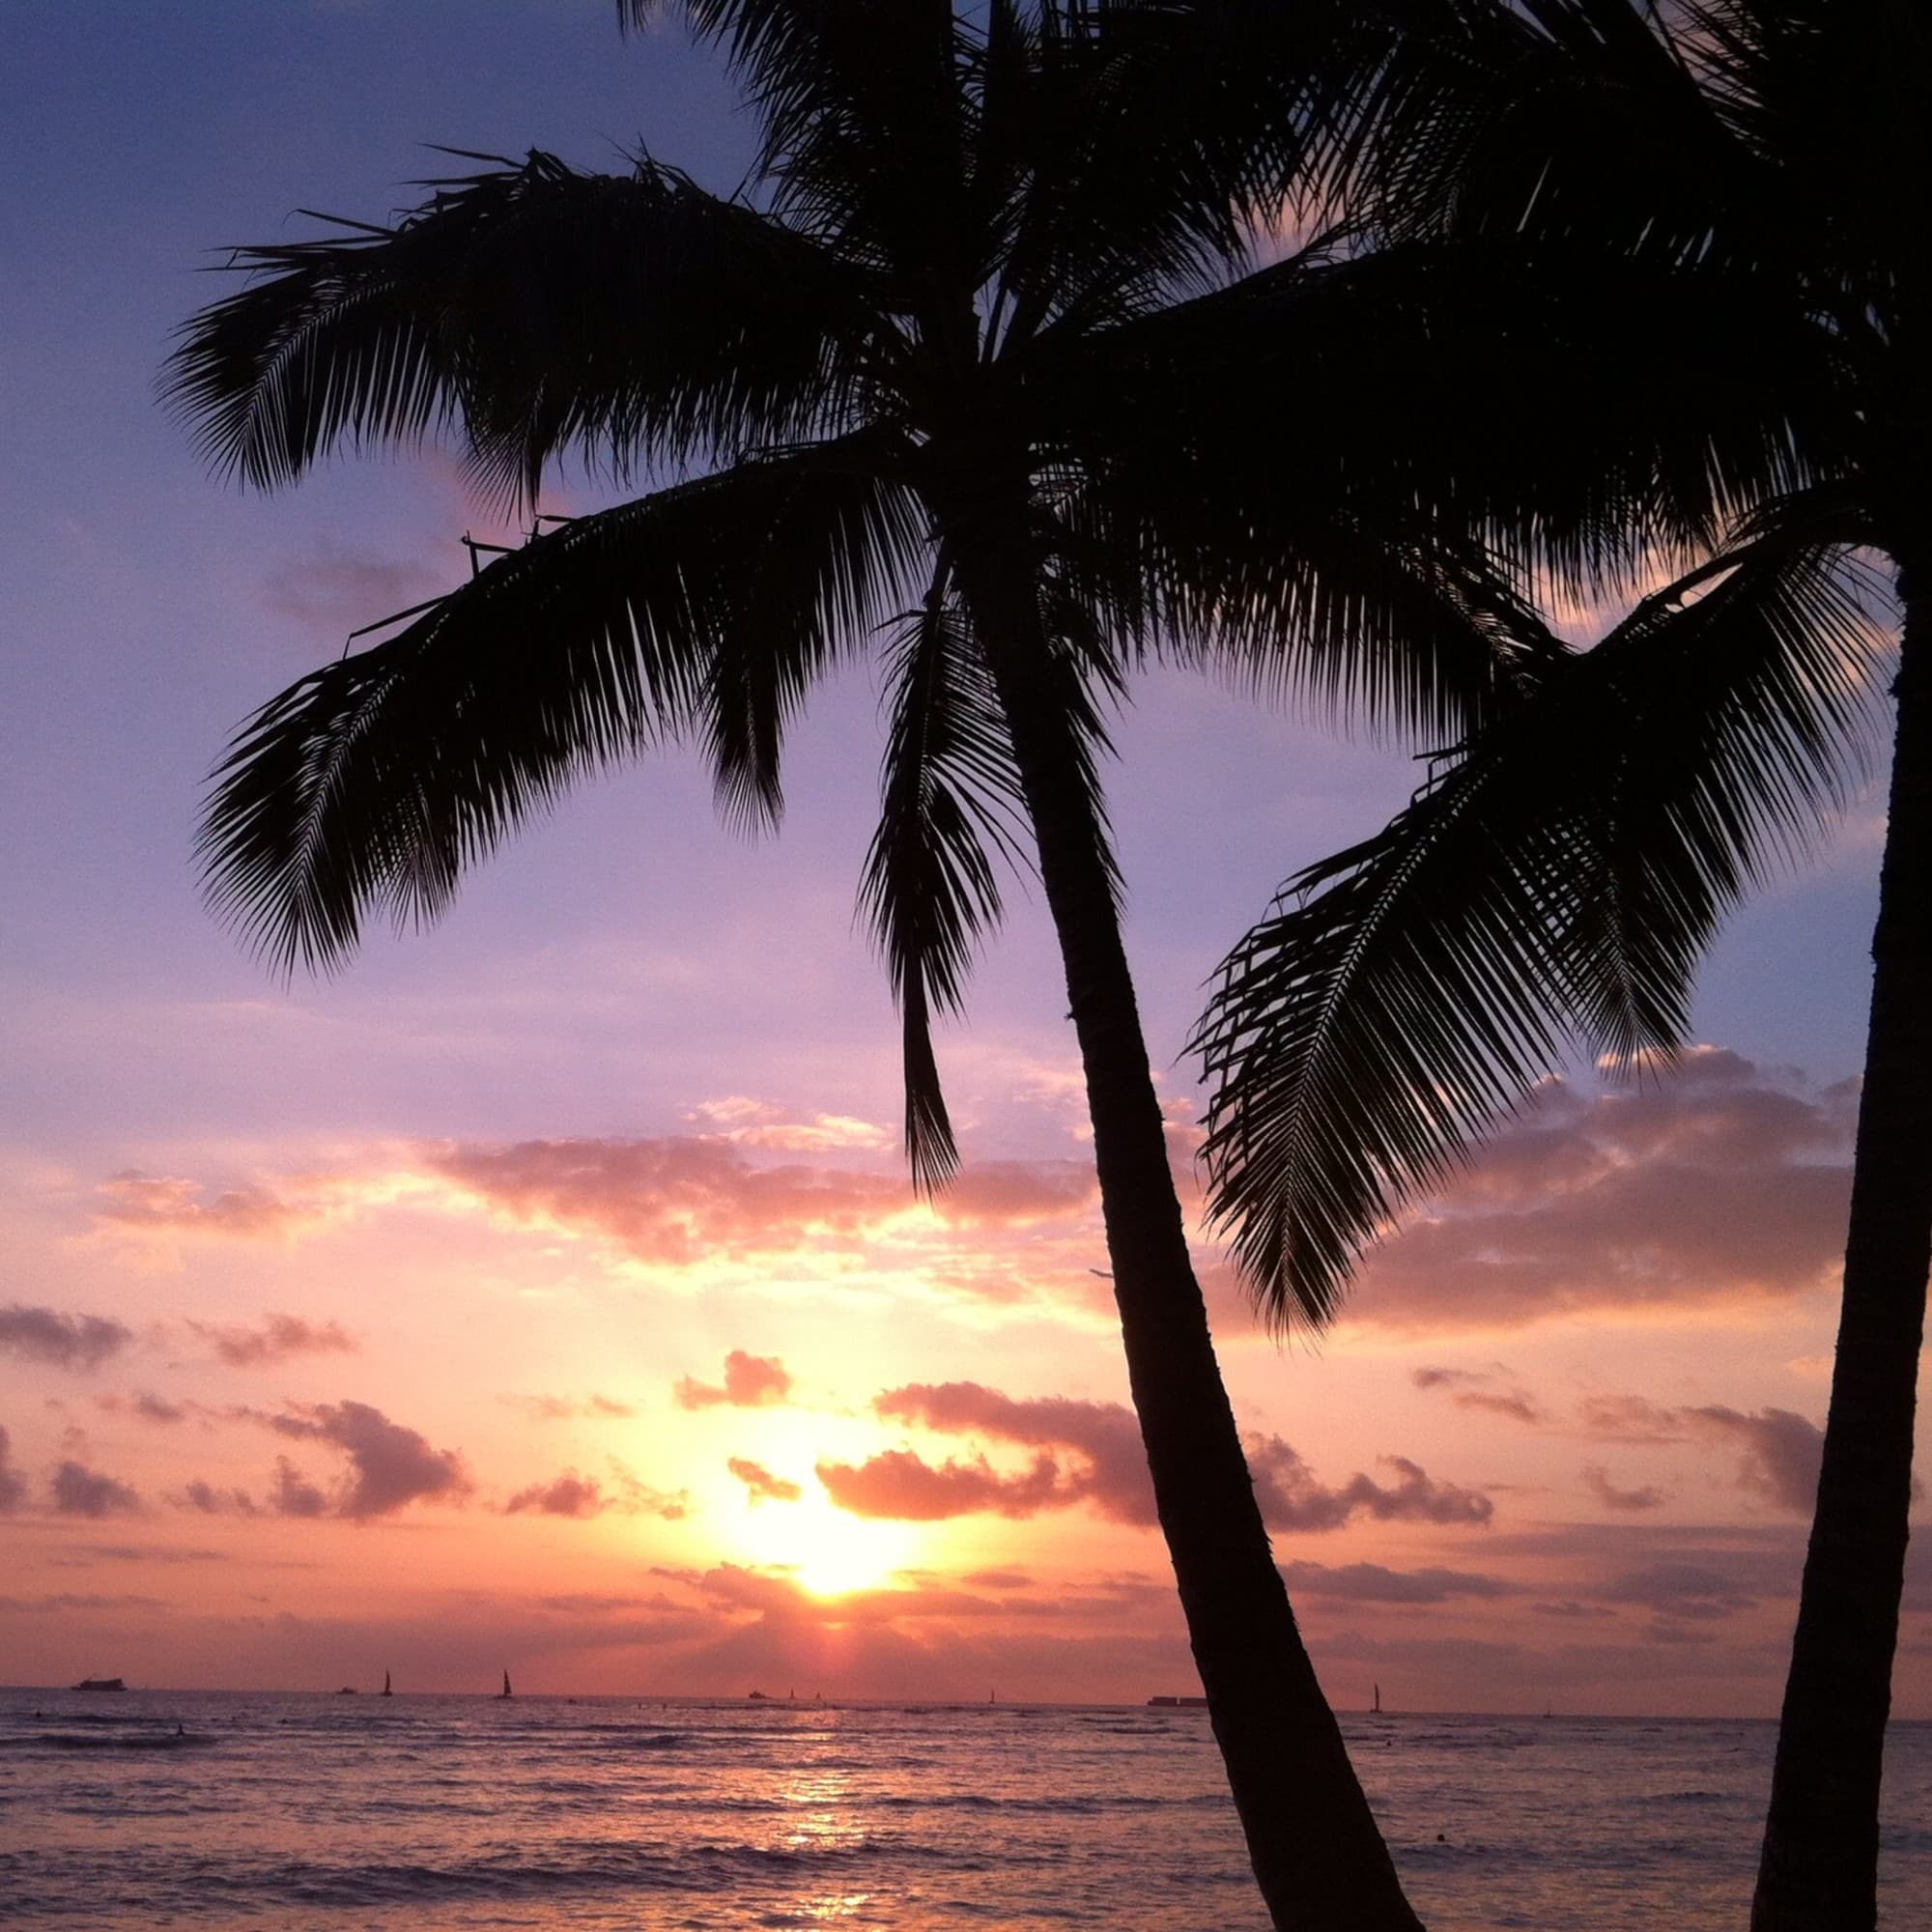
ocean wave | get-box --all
[0,1732,218,1752]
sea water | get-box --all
[2,1690,1926,1928]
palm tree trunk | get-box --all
[939,504,1423,1932]
[1752,567,1932,1932]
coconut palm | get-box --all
[168,4,1822,1923]
[167,4,1472,1923]
[1194,6,1929,1926]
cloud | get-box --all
[0,1425,27,1512]
[1579,1399,1824,1515]
[829,1380,1492,1532]
[1599,1563,1758,1621]
[675,1351,793,1411]
[263,540,443,637]
[94,1392,190,1425]
[270,1456,330,1519]
[503,1393,637,1421]
[1278,1560,1517,1605]
[1409,1368,1552,1427]
[0,1304,132,1372]
[728,1457,802,1505]
[1353,1052,1854,1330]
[504,1471,613,1518]
[94,1171,305,1240]
[50,1459,141,1518]
[425,1136,1096,1267]
[189,1315,358,1367]
[687,1097,895,1153]
[261,1402,471,1520]
[1582,1464,1669,1513]
[817,1448,1066,1520]
[1685,1406,1824,1516]
[504,1461,687,1520]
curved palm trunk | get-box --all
[938,489,1423,1932]
[1752,570,1932,1932]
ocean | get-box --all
[2,1690,1926,1929]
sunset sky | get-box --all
[2,1,1923,1717]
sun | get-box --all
[732,1487,922,1599]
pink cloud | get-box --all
[94,1171,306,1239]
[1351,1053,1853,1330]
[834,1380,1492,1531]
[1582,1464,1670,1513]
[817,1448,1067,1520]
[502,1463,687,1520]
[504,1393,637,1421]
[425,1136,1100,1267]
[262,540,443,638]
[0,1425,28,1512]
[675,1350,792,1411]
[1278,1560,1517,1605]
[51,1459,141,1518]
[260,1401,471,1520]
[189,1314,358,1367]
[93,1392,192,1425]
[0,1304,132,1372]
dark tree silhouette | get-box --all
[1196,7,1929,1926]
[168,5,1460,1923]
[169,6,1815,1924]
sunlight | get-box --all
[746,1489,923,1600]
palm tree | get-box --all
[1193,6,1929,1926]
[163,4,1550,1923]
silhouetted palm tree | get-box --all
[1195,6,1928,1926]
[168,5,1477,1923]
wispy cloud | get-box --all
[190,1314,358,1368]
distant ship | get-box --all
[381,1672,392,1697]
[336,1686,356,1696]
[747,1688,770,1700]
[1374,1683,1382,1716]
[497,1670,513,1699]
[1146,1694,1208,1708]
[71,1677,125,1693]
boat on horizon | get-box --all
[71,1677,125,1693]
[381,1671,392,1697]
[497,1670,512,1699]
[1146,1694,1208,1708]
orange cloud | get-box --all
[94,1171,307,1239]
[835,1380,1492,1531]
[675,1350,792,1410]
[726,1457,803,1505]
[503,1393,637,1421]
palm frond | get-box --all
[166,149,884,505]
[859,556,1032,1187]
[1192,493,1887,1328]
[201,437,924,972]
[1051,229,1848,634]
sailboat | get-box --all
[381,1671,392,1697]
[1372,1683,1384,1717]
[497,1670,513,1700]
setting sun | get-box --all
[732,1488,923,1600]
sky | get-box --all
[0,1,1922,1717]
